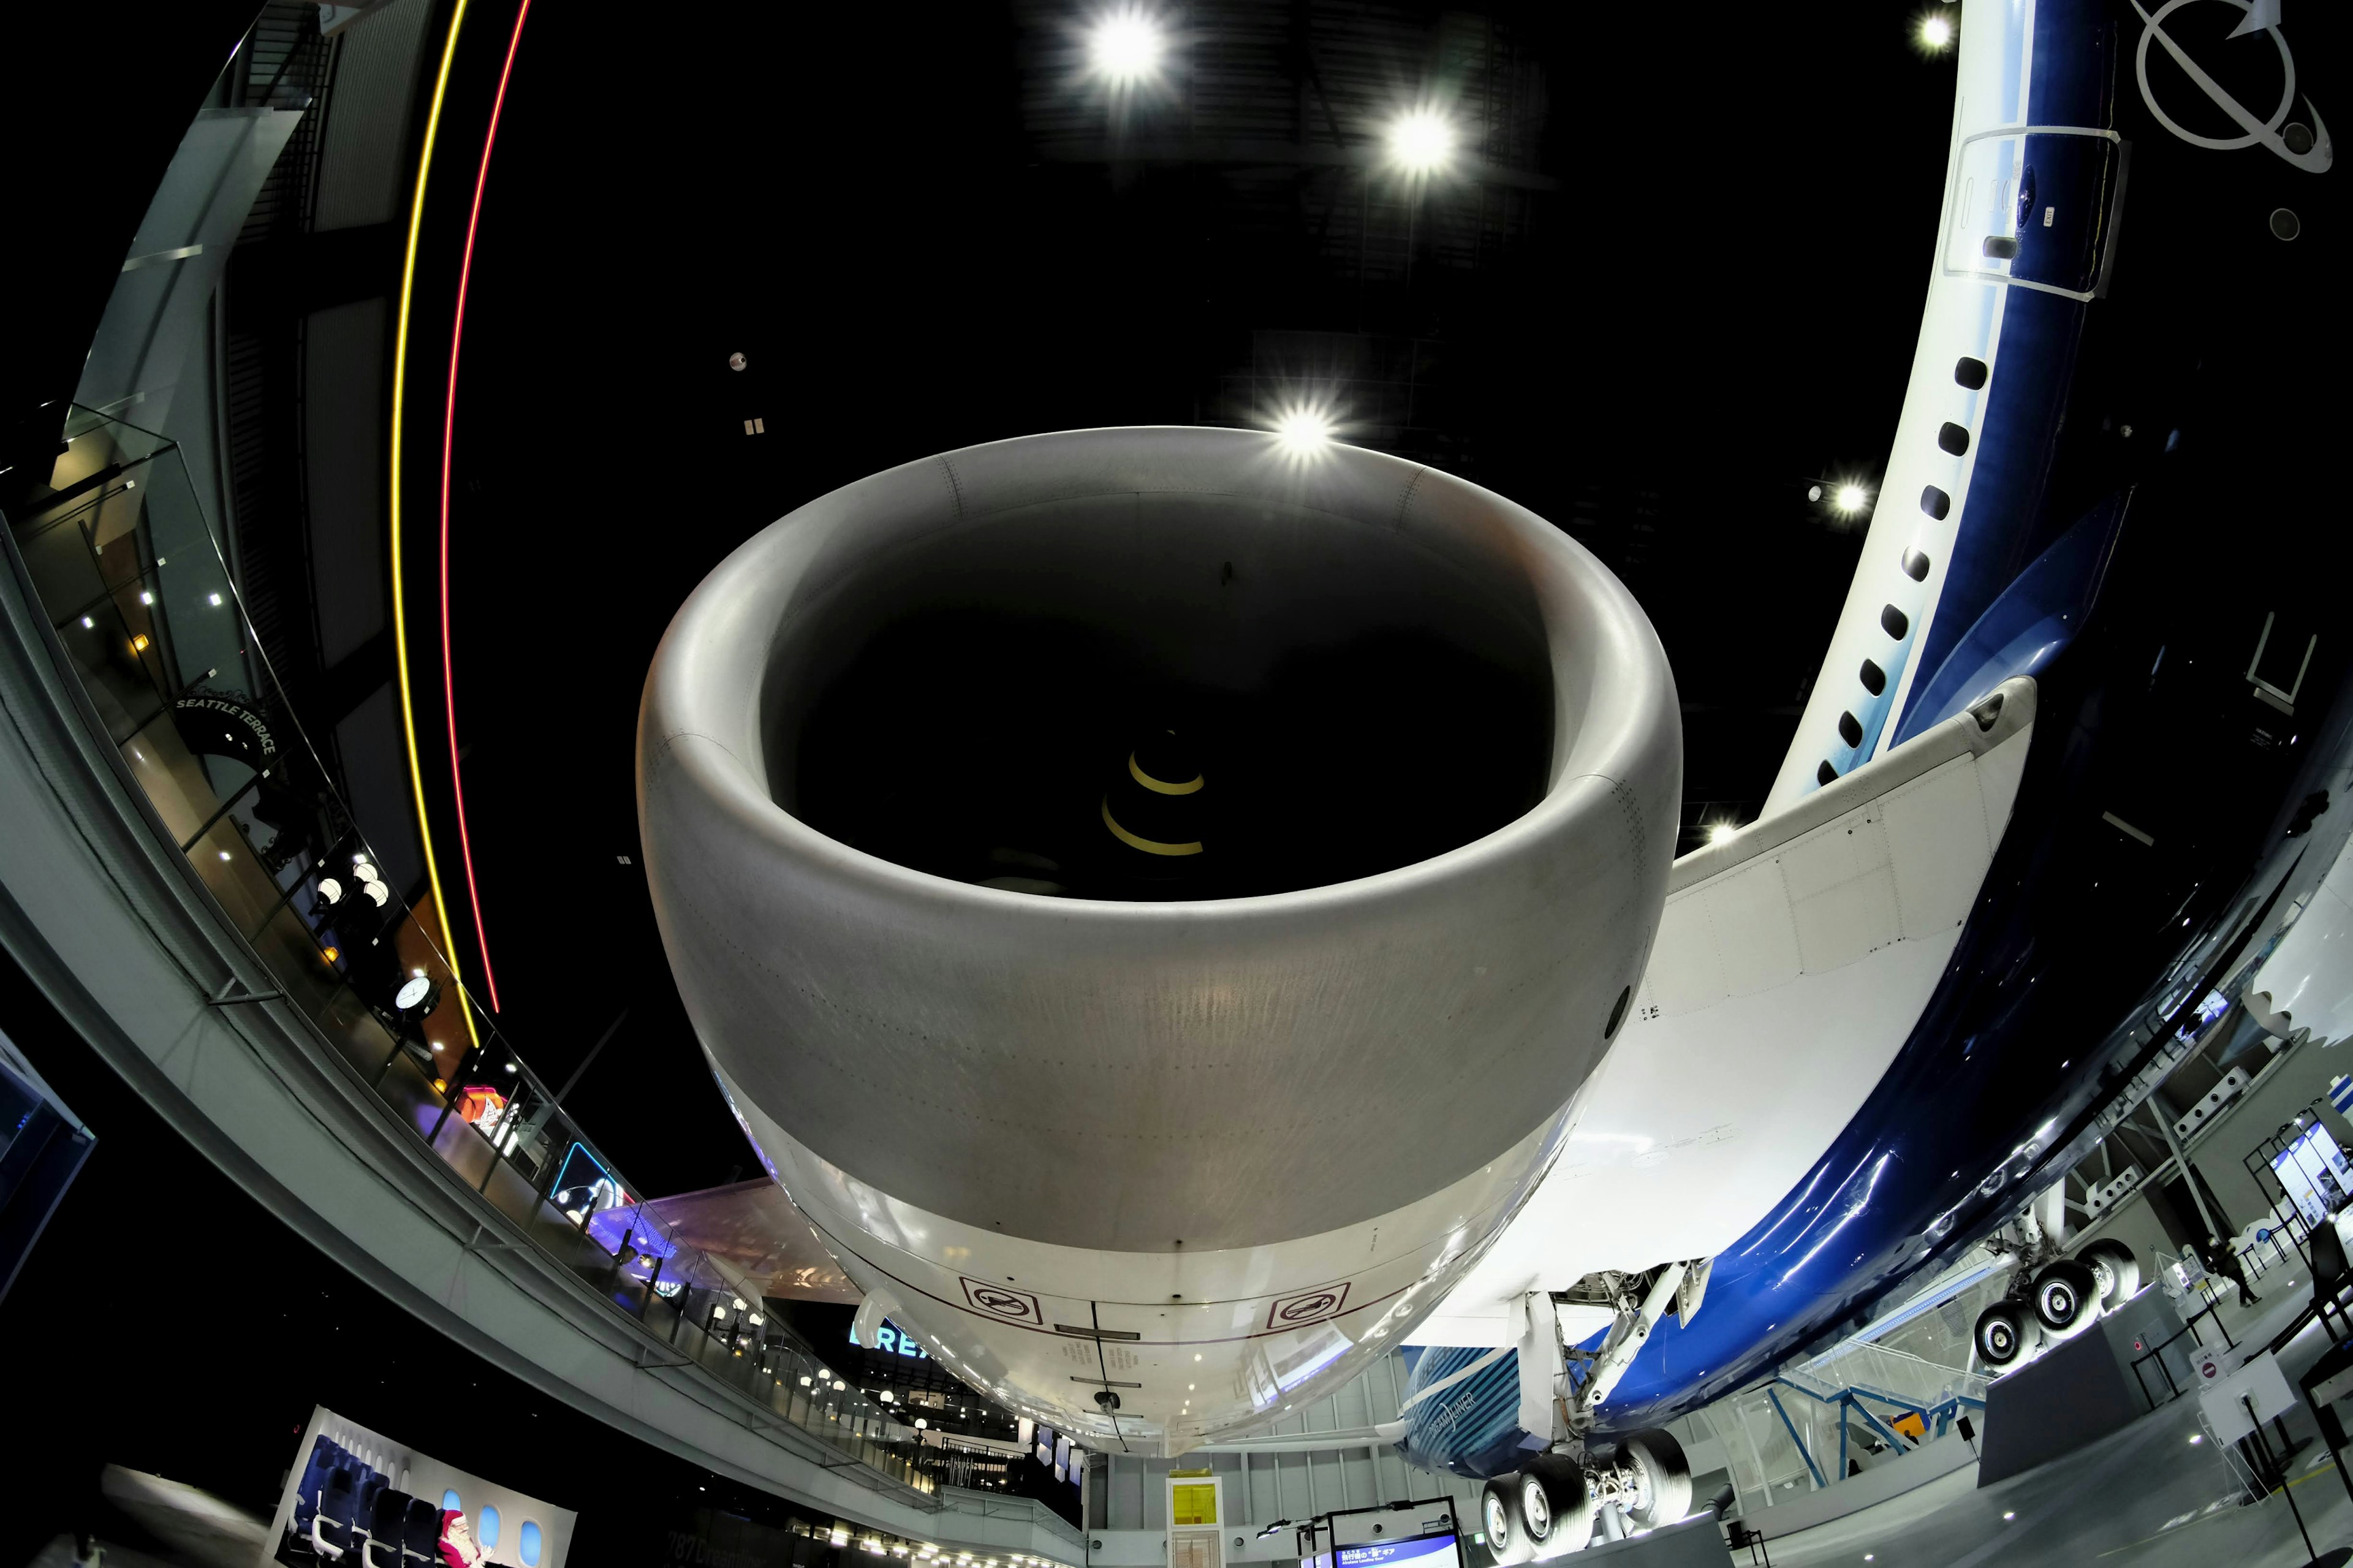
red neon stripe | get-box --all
[440,0,532,1013]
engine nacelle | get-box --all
[638,427,1678,1450]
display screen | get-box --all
[2177,990,2231,1043]
[2272,1123,2353,1227]
[1336,1534,1461,1568]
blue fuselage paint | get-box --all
[1399,0,2350,1475]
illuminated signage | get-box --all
[1336,1536,1460,1568]
[855,1318,931,1360]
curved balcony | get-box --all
[0,404,1080,1564]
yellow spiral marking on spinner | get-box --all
[1129,752,1205,795]
[1102,798,1203,856]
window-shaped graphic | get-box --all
[1172,1482,1218,1526]
[442,1491,461,1512]
[479,1507,501,1550]
[520,1521,544,1567]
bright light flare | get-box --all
[1919,14,1953,50]
[1087,9,1165,85]
[1384,106,1457,174]
[1270,402,1338,453]
[1708,822,1738,846]
[1834,483,1870,515]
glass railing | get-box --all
[5,405,934,1499]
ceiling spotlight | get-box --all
[1384,105,1457,175]
[1834,483,1869,514]
[80,615,94,628]
[1708,822,1737,846]
[1920,13,1953,50]
[1086,8,1165,85]
[1270,402,1336,452]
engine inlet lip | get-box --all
[642,425,1677,924]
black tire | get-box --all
[2080,1238,2141,1307]
[2032,1258,2101,1336]
[1974,1298,2039,1369]
[1622,1428,1692,1529]
[1520,1453,1594,1556]
[1483,1477,1534,1566]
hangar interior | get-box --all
[0,2,2346,1568]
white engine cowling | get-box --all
[638,426,1678,1450]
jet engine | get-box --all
[638,426,1679,1451]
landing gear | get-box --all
[1488,1432,1692,1559]
[1482,1479,1536,1566]
[2080,1237,2142,1308]
[1620,1430,1692,1529]
[1517,1455,1594,1557]
[1974,1297,2041,1370]
[2031,1257,2101,1339]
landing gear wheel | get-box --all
[1974,1298,2040,1370]
[1483,1477,1535,1566]
[2079,1238,2141,1308]
[2032,1258,2101,1338]
[1622,1428,1692,1529]
[1519,1454,1595,1557]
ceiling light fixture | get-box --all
[1086,8,1165,86]
[1384,105,1457,175]
[1270,400,1338,453]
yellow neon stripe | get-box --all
[1101,798,1203,857]
[390,0,482,1055]
[1128,752,1203,795]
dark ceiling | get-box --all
[428,1,1955,1194]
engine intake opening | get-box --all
[771,491,1555,900]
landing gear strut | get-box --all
[1485,1260,1708,1557]
[1488,1430,1694,1558]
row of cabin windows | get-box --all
[1816,356,1987,787]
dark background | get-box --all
[431,1,1952,1194]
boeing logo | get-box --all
[2131,0,2333,171]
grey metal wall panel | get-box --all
[303,298,388,665]
[313,0,431,232]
